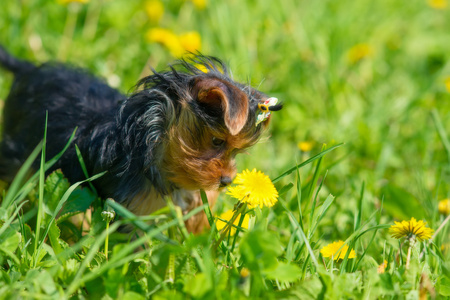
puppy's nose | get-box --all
[219,176,232,188]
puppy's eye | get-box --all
[212,137,225,147]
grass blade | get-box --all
[308,194,335,239]
[352,229,378,272]
[1,141,43,209]
[200,189,214,227]
[431,109,450,164]
[272,143,344,183]
[74,144,97,193]
[354,181,365,231]
[295,164,303,229]
[278,197,319,268]
[36,172,106,256]
[33,112,48,266]
[0,201,27,237]
[5,128,77,209]
[308,145,326,224]
[106,198,176,244]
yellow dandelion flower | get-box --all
[57,0,88,4]
[444,77,450,93]
[179,31,202,53]
[389,217,434,242]
[428,0,447,9]
[216,209,249,235]
[320,240,356,260]
[146,28,183,57]
[377,260,388,274]
[145,0,164,23]
[227,169,278,208]
[297,141,314,152]
[347,43,373,64]
[190,0,207,10]
[438,199,450,215]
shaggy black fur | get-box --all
[0,46,277,211]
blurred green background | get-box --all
[1,0,450,230]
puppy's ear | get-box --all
[193,79,248,135]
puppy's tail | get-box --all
[0,45,35,74]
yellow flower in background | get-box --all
[145,0,164,23]
[428,0,447,9]
[377,260,388,274]
[438,198,450,215]
[297,141,314,152]
[216,209,249,235]
[146,28,201,57]
[194,62,224,74]
[227,169,278,208]
[195,63,209,73]
[240,267,250,278]
[190,0,207,10]
[389,217,434,242]
[146,28,183,57]
[444,77,450,93]
[179,31,202,53]
[347,43,373,64]
[320,240,356,260]
[57,0,88,4]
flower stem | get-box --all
[230,204,248,253]
[101,201,116,261]
[406,243,412,269]
[105,221,109,260]
[406,236,415,269]
[213,202,246,251]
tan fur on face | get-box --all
[162,124,236,190]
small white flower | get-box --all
[101,210,115,223]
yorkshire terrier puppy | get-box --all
[0,46,281,233]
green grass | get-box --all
[0,0,450,298]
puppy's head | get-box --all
[124,55,281,192]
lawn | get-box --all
[0,0,449,298]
